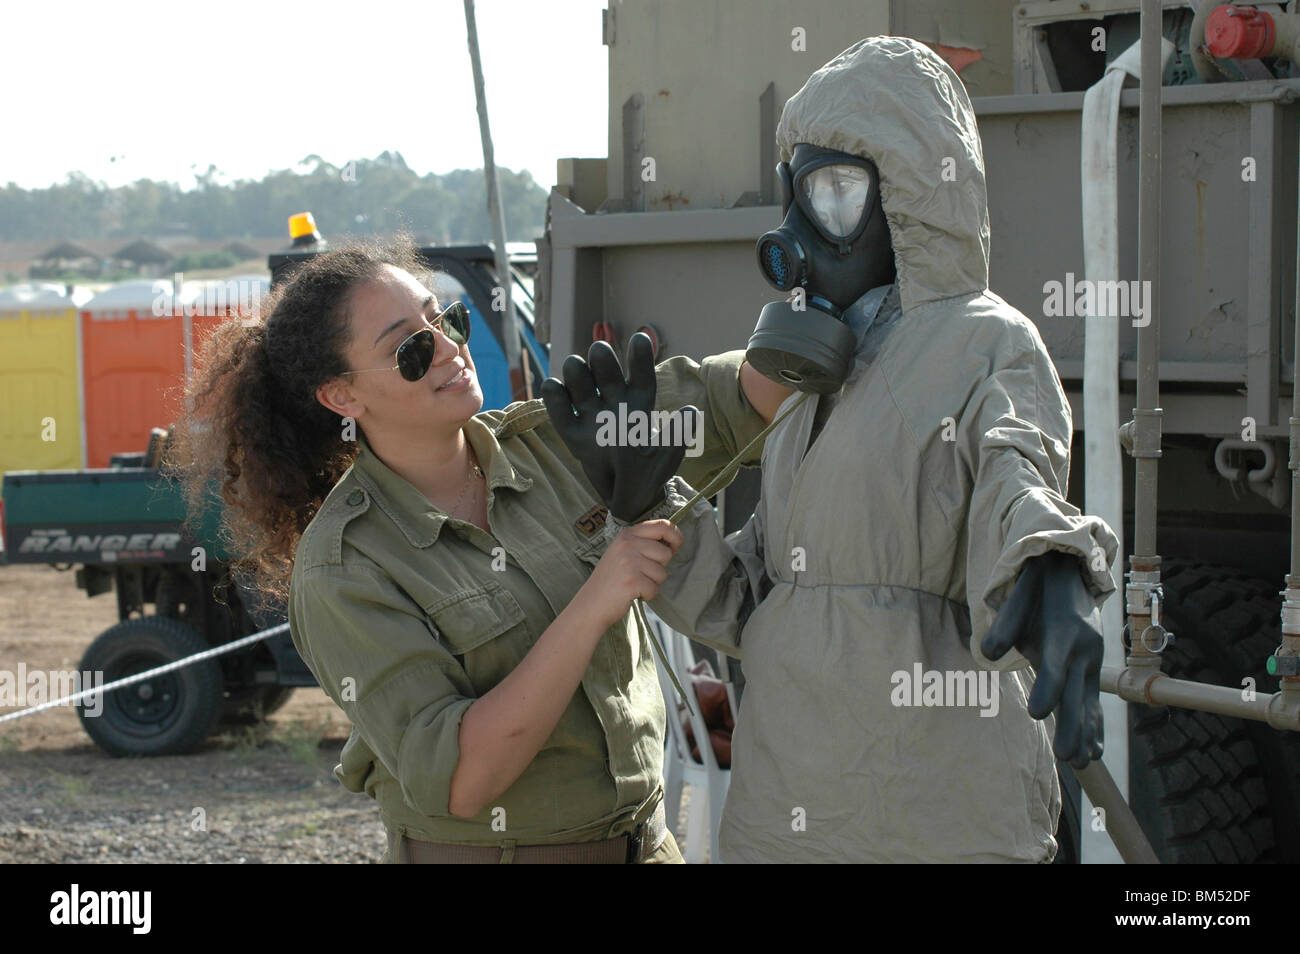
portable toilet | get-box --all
[0,283,91,494]
[80,280,197,468]
[183,273,270,374]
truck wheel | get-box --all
[220,686,295,724]
[76,617,223,757]
[1128,561,1300,862]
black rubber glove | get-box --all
[541,332,701,522]
[981,550,1105,770]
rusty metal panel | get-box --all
[890,0,1017,95]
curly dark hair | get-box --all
[165,233,429,611]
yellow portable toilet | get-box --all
[0,283,91,497]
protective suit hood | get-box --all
[775,35,990,314]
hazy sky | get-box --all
[3,0,610,191]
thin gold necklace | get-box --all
[449,442,484,520]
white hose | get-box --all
[1079,35,1173,864]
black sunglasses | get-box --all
[341,300,471,383]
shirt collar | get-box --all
[351,416,532,548]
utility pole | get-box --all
[464,0,530,400]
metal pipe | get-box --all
[1075,761,1160,864]
[1291,60,1300,587]
[1121,1,1168,721]
[1101,665,1300,731]
[1133,0,1163,563]
[1275,0,1300,732]
[1282,87,1300,711]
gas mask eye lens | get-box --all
[799,163,872,239]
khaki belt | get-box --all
[391,800,668,864]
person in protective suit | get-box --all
[543,35,1121,862]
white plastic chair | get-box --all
[643,606,731,864]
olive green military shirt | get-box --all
[287,350,766,846]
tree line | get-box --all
[0,152,549,243]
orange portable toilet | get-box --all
[80,280,197,468]
[185,273,269,366]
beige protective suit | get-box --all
[648,36,1120,862]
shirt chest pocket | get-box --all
[425,581,529,663]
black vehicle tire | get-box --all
[76,616,223,757]
[220,686,295,725]
[1128,561,1300,862]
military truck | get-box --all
[532,0,1300,862]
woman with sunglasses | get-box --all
[168,237,792,863]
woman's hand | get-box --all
[452,516,682,817]
[578,520,685,629]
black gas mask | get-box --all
[747,143,896,393]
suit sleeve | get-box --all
[653,350,769,491]
[635,474,772,660]
[956,325,1120,671]
[620,352,772,656]
[288,563,476,816]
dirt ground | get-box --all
[0,562,698,863]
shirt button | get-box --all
[347,490,364,506]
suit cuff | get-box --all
[600,482,684,544]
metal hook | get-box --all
[1139,623,1171,654]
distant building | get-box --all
[30,241,99,279]
[111,239,172,278]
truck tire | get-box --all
[1128,561,1300,862]
[220,686,295,724]
[76,616,223,757]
